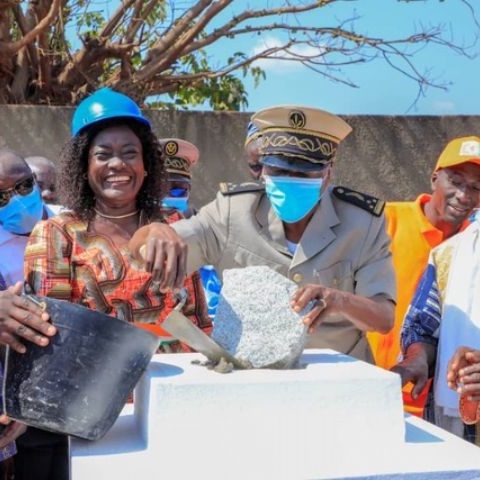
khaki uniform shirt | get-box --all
[172,186,396,363]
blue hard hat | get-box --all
[71,88,151,136]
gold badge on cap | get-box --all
[289,110,306,129]
[164,141,179,156]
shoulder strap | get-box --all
[219,181,265,196]
[332,186,385,217]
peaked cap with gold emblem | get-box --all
[252,106,352,172]
[159,138,199,178]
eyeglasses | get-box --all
[0,176,36,208]
[169,187,189,198]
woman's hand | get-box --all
[290,284,341,332]
[129,223,188,291]
[0,415,26,448]
[0,282,55,353]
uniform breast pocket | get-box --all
[313,261,354,293]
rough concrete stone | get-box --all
[212,266,309,369]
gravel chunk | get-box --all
[212,266,310,369]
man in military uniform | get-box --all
[130,106,395,363]
[159,137,222,318]
[159,138,199,218]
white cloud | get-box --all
[250,35,325,73]
[431,100,456,114]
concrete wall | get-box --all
[1,105,479,207]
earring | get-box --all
[144,171,148,177]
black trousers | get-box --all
[14,428,68,480]
[0,458,14,480]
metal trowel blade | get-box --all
[162,311,244,369]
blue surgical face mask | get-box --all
[0,186,45,234]
[162,196,189,213]
[264,175,323,223]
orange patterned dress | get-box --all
[23,211,211,352]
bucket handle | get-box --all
[173,288,188,312]
[24,295,47,312]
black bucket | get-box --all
[3,297,160,441]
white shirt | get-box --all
[0,227,29,287]
[286,239,298,255]
[0,206,55,287]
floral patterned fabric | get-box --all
[24,211,211,351]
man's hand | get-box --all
[391,343,434,400]
[290,284,341,332]
[448,347,480,401]
[0,282,55,353]
[290,284,393,334]
[447,346,471,390]
[129,223,188,292]
[0,415,26,448]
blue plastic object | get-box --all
[199,265,222,318]
[71,88,151,136]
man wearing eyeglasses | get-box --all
[0,150,58,480]
[0,149,53,287]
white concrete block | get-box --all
[71,350,480,480]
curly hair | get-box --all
[58,118,166,221]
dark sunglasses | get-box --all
[169,187,189,198]
[0,176,36,208]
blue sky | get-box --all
[86,1,480,114]
[201,0,480,114]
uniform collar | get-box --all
[255,194,289,255]
[291,188,340,268]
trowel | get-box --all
[162,289,246,369]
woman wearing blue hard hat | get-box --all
[0,88,211,480]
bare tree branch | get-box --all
[1,0,61,55]
[100,0,137,38]
[0,0,478,108]
[137,0,234,82]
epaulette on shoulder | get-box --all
[219,180,265,196]
[333,186,385,217]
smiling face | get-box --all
[88,125,145,212]
[431,162,480,226]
